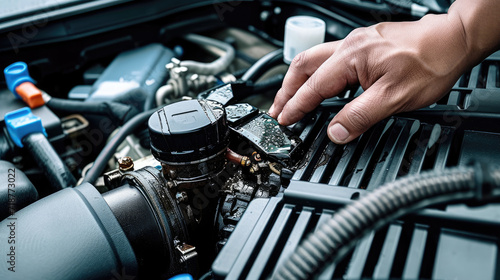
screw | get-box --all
[118,156,134,171]
[176,191,188,203]
[167,181,176,189]
[168,169,177,179]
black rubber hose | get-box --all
[247,26,284,47]
[252,74,284,93]
[82,108,157,185]
[199,270,213,280]
[143,91,156,112]
[180,34,236,75]
[0,160,38,220]
[232,67,250,79]
[275,166,500,280]
[23,133,77,191]
[46,98,138,125]
[0,133,14,160]
[235,50,258,65]
[241,49,284,83]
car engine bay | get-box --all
[0,1,500,279]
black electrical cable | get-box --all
[46,98,139,125]
[82,108,158,185]
[241,49,284,83]
[275,165,500,280]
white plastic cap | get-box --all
[283,16,326,64]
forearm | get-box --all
[449,0,500,63]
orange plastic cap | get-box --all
[15,82,45,108]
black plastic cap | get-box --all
[149,99,229,163]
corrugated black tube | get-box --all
[276,166,500,280]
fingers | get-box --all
[327,80,398,144]
[277,50,352,125]
[269,41,340,118]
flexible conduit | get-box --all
[276,165,500,280]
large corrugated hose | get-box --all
[275,165,500,280]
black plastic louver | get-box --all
[292,114,455,190]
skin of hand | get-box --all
[268,0,500,144]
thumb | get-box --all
[328,82,398,144]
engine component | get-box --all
[5,107,76,190]
[46,97,138,126]
[180,34,236,76]
[0,160,37,221]
[231,113,301,161]
[149,99,229,189]
[0,183,138,280]
[155,58,217,106]
[3,61,44,108]
[283,16,326,64]
[240,49,284,82]
[83,107,158,185]
[2,4,499,278]
[22,133,77,190]
[225,103,259,126]
[83,43,174,111]
[104,166,195,278]
[199,46,287,107]
[203,83,239,106]
[226,148,251,167]
[118,156,134,171]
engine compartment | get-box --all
[0,1,500,279]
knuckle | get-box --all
[345,27,367,44]
[275,87,285,98]
[346,103,373,131]
[290,51,308,70]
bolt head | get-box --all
[118,156,134,171]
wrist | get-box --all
[410,13,471,77]
[448,0,500,64]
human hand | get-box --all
[268,11,481,144]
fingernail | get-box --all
[277,112,283,123]
[268,104,275,116]
[329,123,350,143]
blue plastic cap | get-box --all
[168,274,193,280]
[4,62,35,98]
[4,107,47,148]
